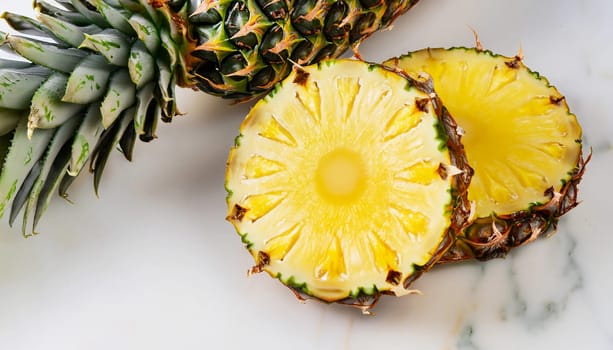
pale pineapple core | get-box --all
[315,149,367,204]
[226,60,456,302]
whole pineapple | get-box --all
[0,0,420,234]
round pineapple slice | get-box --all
[225,59,471,308]
[384,48,585,262]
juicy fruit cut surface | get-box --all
[226,59,462,304]
[385,48,582,219]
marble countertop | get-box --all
[1,1,611,349]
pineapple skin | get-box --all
[442,154,587,263]
[185,0,421,99]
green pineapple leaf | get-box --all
[0,0,183,234]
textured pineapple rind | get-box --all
[384,47,584,262]
[442,152,587,262]
[185,0,422,99]
[225,59,472,309]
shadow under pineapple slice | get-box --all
[225,59,472,311]
[384,47,585,262]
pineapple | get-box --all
[384,48,585,262]
[0,0,421,234]
[225,59,472,309]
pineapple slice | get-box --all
[384,48,585,262]
[225,59,471,308]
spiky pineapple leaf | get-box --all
[128,14,161,54]
[36,1,91,26]
[119,118,137,161]
[80,29,130,66]
[5,35,86,73]
[100,69,136,127]
[155,58,177,120]
[36,12,93,47]
[91,108,135,195]
[69,104,104,177]
[159,28,179,71]
[1,12,55,39]
[0,64,51,109]
[0,117,54,219]
[95,0,135,35]
[0,108,22,135]
[128,41,155,89]
[63,55,112,104]
[33,141,73,230]
[0,58,33,70]
[9,154,43,227]
[139,100,161,142]
[0,133,11,166]
[51,1,77,12]
[29,73,86,129]
[0,0,183,232]
[133,82,155,136]
[18,117,81,235]
[67,0,108,28]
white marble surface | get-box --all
[1,1,612,349]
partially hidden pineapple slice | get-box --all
[384,48,585,262]
[225,59,471,308]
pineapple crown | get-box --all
[0,0,195,235]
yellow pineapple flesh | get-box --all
[384,48,584,261]
[225,59,471,307]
